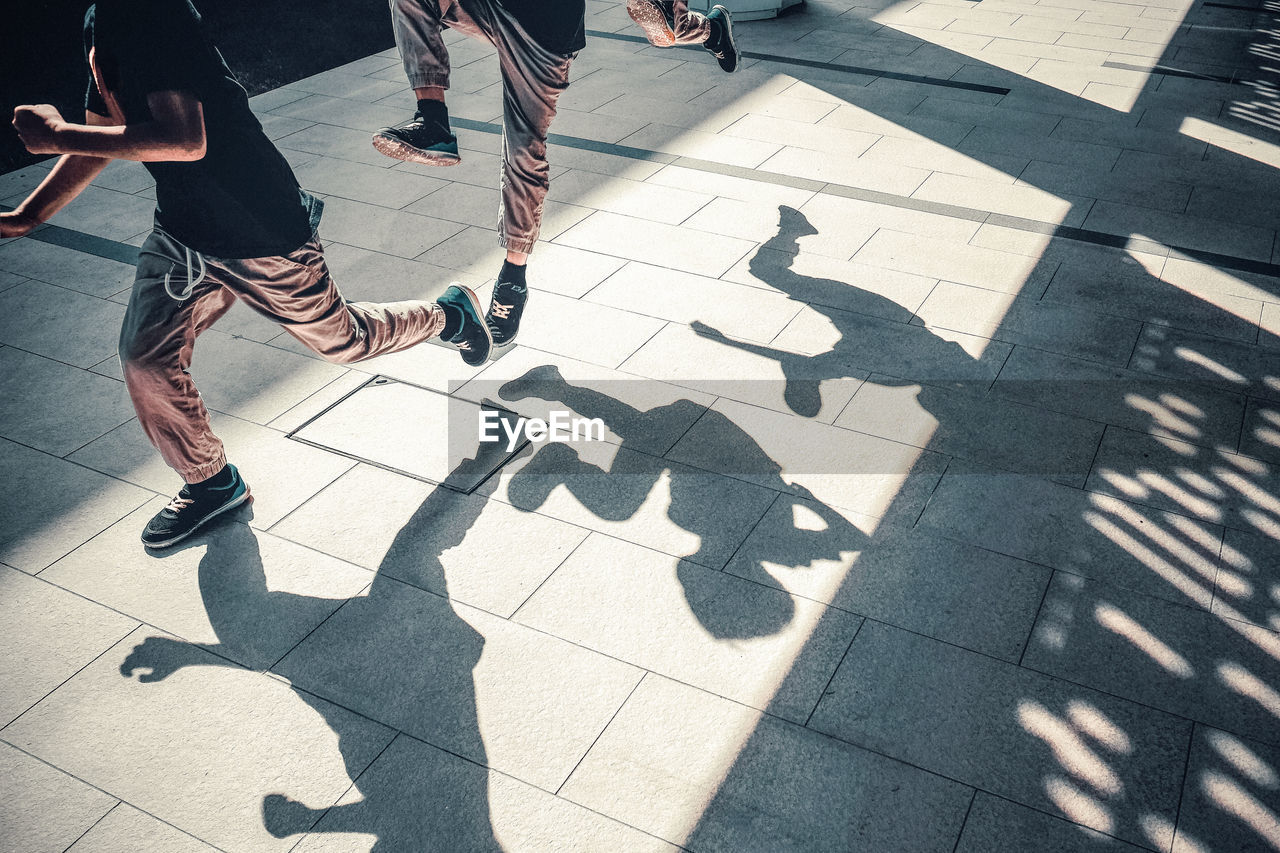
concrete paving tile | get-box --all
[1045,251,1262,345]
[853,229,1059,294]
[506,241,626,299]
[1215,524,1280,633]
[621,322,864,422]
[0,742,118,853]
[0,280,125,368]
[65,804,219,853]
[914,280,1143,366]
[1083,201,1275,264]
[0,347,134,457]
[314,195,462,259]
[288,69,406,102]
[457,347,715,456]
[0,438,150,573]
[274,576,642,790]
[918,461,1225,607]
[723,113,881,159]
[546,106,653,144]
[293,156,447,209]
[1238,396,1280,466]
[186,330,349,426]
[584,261,801,343]
[617,122,783,169]
[1130,324,1280,405]
[860,135,1028,183]
[544,141,667,181]
[516,532,862,722]
[486,433,776,568]
[490,288,664,369]
[1025,572,1280,747]
[683,195,870,255]
[589,92,736,133]
[725,495,1050,660]
[0,163,52,199]
[810,620,1191,848]
[0,269,26,293]
[70,409,355,528]
[42,500,373,669]
[90,159,156,195]
[1173,726,1280,853]
[551,169,714,227]
[992,346,1246,450]
[804,190,986,244]
[725,246,937,320]
[555,211,755,279]
[291,733,680,852]
[668,397,949,522]
[758,145,933,196]
[561,673,974,852]
[268,93,408,133]
[321,241,478,303]
[959,125,1123,172]
[4,627,395,853]
[270,464,587,617]
[248,86,310,113]
[0,238,135,298]
[955,792,1152,852]
[838,373,1105,486]
[412,225,508,276]
[0,566,137,726]
[1018,159,1194,214]
[258,113,319,142]
[403,180,504,230]
[275,122,406,168]
[913,170,1093,226]
[1158,257,1280,308]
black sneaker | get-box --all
[141,464,251,549]
[486,278,529,354]
[705,5,739,73]
[438,284,492,366]
[371,113,461,166]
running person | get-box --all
[1,0,493,549]
[373,0,586,357]
[626,2,740,72]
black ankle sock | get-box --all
[195,464,235,491]
[440,300,463,340]
[498,259,527,286]
[416,98,450,128]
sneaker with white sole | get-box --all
[372,113,461,166]
[438,284,493,366]
[705,5,739,73]
[141,464,251,549]
[486,278,529,355]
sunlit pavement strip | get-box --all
[3,0,1280,849]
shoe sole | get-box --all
[627,0,676,47]
[454,285,494,366]
[142,489,252,550]
[371,132,461,166]
[488,338,518,362]
[711,5,739,73]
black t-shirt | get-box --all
[85,0,321,258]
[500,0,586,55]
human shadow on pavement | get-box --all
[119,461,504,851]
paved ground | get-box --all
[2,0,1280,850]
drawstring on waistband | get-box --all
[163,246,207,301]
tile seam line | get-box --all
[12,152,1280,281]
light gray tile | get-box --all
[42,500,373,670]
[1212,525,1280,634]
[0,280,126,367]
[5,628,395,853]
[1025,572,1280,747]
[561,674,974,852]
[757,145,932,196]
[292,733,680,852]
[914,280,1143,367]
[271,464,587,617]
[0,566,137,726]
[555,211,756,279]
[0,270,27,293]
[918,462,1225,608]
[273,576,642,790]
[0,347,134,456]
[912,172,1093,228]
[855,225,1061,294]
[725,496,1050,661]
[667,398,949,523]
[321,241,477,304]
[287,69,406,102]
[1238,396,1280,465]
[956,793,1152,852]
[1083,201,1275,264]
[0,239,135,299]
[1173,727,1280,853]
[66,804,219,853]
[490,288,666,369]
[516,532,861,721]
[810,620,1191,849]
[0,742,117,853]
[1018,159,1192,214]
[548,169,715,225]
[838,375,1105,487]
[313,195,463,259]
[39,186,156,243]
[992,346,1246,450]
[292,156,447,209]
[268,93,408,133]
[69,410,355,529]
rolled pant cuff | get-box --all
[406,73,451,90]
[181,454,229,485]
[499,235,537,255]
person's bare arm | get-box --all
[0,109,119,239]
[12,89,206,163]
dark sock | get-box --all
[440,300,463,340]
[498,259,527,287]
[416,98,450,129]
[194,464,235,492]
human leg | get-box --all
[375,0,462,164]
[625,1,739,71]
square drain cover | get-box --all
[287,376,528,492]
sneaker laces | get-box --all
[491,301,513,319]
[165,493,195,514]
[457,340,473,351]
[164,245,207,302]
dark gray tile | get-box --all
[1173,727,1280,853]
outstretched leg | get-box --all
[626,1,739,71]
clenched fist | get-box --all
[13,104,68,155]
